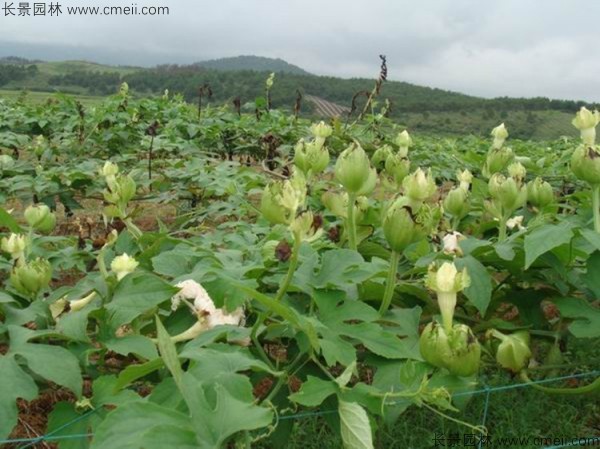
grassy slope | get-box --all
[0,89,103,107]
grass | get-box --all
[258,337,600,448]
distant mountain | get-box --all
[191,55,310,75]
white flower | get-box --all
[491,123,509,149]
[457,169,473,191]
[101,161,119,178]
[171,279,244,329]
[110,253,138,280]
[1,233,26,260]
[442,231,464,255]
[506,215,525,230]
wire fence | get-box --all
[1,370,598,449]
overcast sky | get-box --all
[0,0,599,101]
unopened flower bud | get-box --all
[419,322,481,377]
[490,330,532,373]
[572,107,600,145]
[294,139,329,175]
[571,145,600,185]
[110,253,138,280]
[385,153,411,185]
[310,121,333,140]
[443,187,469,220]
[10,258,52,297]
[382,197,421,252]
[491,123,509,149]
[265,73,275,90]
[371,145,394,171]
[527,177,553,208]
[395,130,412,156]
[335,143,377,195]
[1,233,27,260]
[102,161,119,178]
[24,204,56,233]
[402,168,436,202]
[457,169,473,191]
[507,162,526,183]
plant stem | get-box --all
[519,371,600,395]
[346,193,357,250]
[379,251,400,316]
[274,234,301,302]
[498,214,508,242]
[592,184,600,232]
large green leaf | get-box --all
[7,326,82,397]
[289,376,339,407]
[524,222,574,269]
[156,316,183,390]
[181,375,274,449]
[107,273,179,327]
[553,297,600,338]
[90,402,198,449]
[456,255,493,315]
[0,355,38,440]
[339,400,374,449]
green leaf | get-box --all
[340,322,411,359]
[181,375,273,448]
[0,206,22,233]
[107,273,179,327]
[7,326,82,397]
[524,222,574,269]
[115,358,164,391]
[156,316,183,390]
[46,402,90,449]
[582,251,600,298]
[553,297,600,338]
[289,376,339,407]
[456,256,493,315]
[181,344,278,380]
[90,402,198,449]
[104,335,158,360]
[0,355,38,440]
[338,400,374,449]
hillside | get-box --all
[0,56,595,139]
[190,55,310,75]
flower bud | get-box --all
[371,145,394,172]
[110,253,139,280]
[457,169,473,191]
[10,258,52,297]
[289,210,314,239]
[334,143,377,195]
[442,231,464,255]
[419,322,481,377]
[489,174,526,212]
[527,177,553,208]
[382,197,421,252]
[395,130,412,156]
[402,168,436,202]
[483,146,514,178]
[490,330,532,373]
[1,233,27,260]
[572,107,600,145]
[506,215,525,231]
[31,136,46,158]
[261,173,306,225]
[24,204,56,234]
[571,145,600,185]
[443,187,469,220]
[310,121,333,140]
[491,123,509,149]
[507,162,526,183]
[385,153,411,185]
[119,82,129,96]
[426,262,470,332]
[322,191,348,218]
[102,161,119,178]
[0,154,14,170]
[265,73,275,90]
[294,139,329,175]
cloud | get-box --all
[0,0,598,101]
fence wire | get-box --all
[1,370,598,449]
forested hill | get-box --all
[189,55,310,75]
